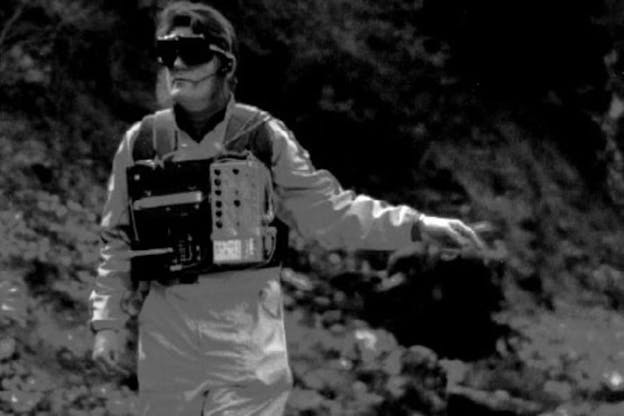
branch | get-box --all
[0,1,28,53]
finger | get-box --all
[452,222,486,249]
[95,351,126,376]
[469,221,495,235]
[445,227,470,248]
[94,355,113,375]
[440,248,461,261]
[462,226,486,249]
[107,351,131,376]
[102,357,127,376]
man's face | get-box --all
[163,27,226,111]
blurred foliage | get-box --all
[3,0,624,415]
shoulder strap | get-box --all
[131,109,176,162]
[225,104,290,266]
[224,104,275,166]
[153,109,176,159]
[133,105,272,163]
[225,104,273,146]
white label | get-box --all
[213,240,243,263]
[134,191,203,209]
[245,238,255,257]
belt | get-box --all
[149,262,282,286]
[155,273,199,286]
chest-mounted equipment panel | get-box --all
[126,106,286,280]
[127,153,278,278]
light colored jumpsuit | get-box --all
[89,99,421,416]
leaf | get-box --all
[0,273,28,327]
[0,337,16,360]
[288,388,324,411]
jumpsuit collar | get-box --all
[169,95,236,160]
[174,103,227,143]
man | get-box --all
[90,2,484,415]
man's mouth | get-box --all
[172,77,194,83]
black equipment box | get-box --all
[126,157,276,279]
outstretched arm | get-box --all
[268,120,483,251]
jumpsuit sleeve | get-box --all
[88,123,140,332]
[269,119,421,251]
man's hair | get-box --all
[156,1,238,63]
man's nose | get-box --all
[172,56,187,69]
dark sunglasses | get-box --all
[155,35,218,68]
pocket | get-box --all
[259,280,283,320]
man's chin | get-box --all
[170,90,197,102]
[170,92,210,111]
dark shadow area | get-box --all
[328,249,506,360]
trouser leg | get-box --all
[137,270,293,416]
[138,390,205,416]
[138,381,291,416]
[137,288,207,416]
[202,380,291,416]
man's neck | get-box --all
[174,99,229,142]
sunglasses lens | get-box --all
[178,38,212,66]
[156,39,177,67]
[156,38,215,68]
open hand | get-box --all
[417,214,486,251]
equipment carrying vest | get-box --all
[126,104,288,281]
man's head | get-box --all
[155,1,238,112]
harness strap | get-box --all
[131,109,176,162]
[152,109,176,161]
[134,105,272,162]
[225,104,273,147]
